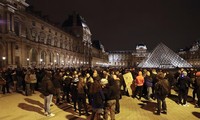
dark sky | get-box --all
[26,0,200,51]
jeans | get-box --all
[157,96,167,113]
[44,94,53,114]
[147,87,152,100]
[105,100,116,120]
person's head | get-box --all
[93,70,98,78]
[74,74,78,78]
[157,72,165,79]
[78,76,84,83]
[152,69,157,75]
[45,70,52,78]
[86,73,90,78]
[138,71,142,76]
[182,71,187,77]
[146,71,151,76]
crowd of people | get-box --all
[0,66,200,119]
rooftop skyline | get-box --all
[26,0,200,51]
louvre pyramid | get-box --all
[138,43,192,68]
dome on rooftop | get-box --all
[136,44,147,50]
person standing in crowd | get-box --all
[71,73,79,112]
[103,77,117,120]
[90,79,105,120]
[188,68,197,102]
[52,70,63,105]
[62,71,72,103]
[177,71,191,106]
[116,70,126,97]
[15,66,24,92]
[151,69,158,100]
[0,69,6,93]
[133,71,144,100]
[145,71,153,101]
[85,72,94,105]
[77,76,89,116]
[112,74,121,114]
[29,69,37,94]
[2,68,12,94]
[41,70,56,117]
[165,71,175,96]
[154,72,170,115]
[24,69,32,96]
[194,71,200,108]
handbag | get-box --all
[0,76,6,85]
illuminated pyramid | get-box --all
[138,43,192,68]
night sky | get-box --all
[26,0,200,51]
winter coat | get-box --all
[155,79,170,98]
[41,75,56,96]
[145,76,153,87]
[91,90,105,109]
[177,76,190,90]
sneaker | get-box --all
[195,104,200,108]
[161,110,167,114]
[183,104,189,107]
[47,113,55,117]
[44,112,48,116]
[154,111,160,115]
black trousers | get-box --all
[115,96,120,113]
[178,88,188,104]
[77,94,88,115]
[134,86,143,99]
[2,82,10,94]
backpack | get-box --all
[157,79,170,96]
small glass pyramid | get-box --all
[138,43,192,68]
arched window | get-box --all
[41,51,46,63]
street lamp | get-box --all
[27,58,29,66]
[2,56,6,67]
[40,59,43,62]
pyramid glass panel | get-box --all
[138,43,192,68]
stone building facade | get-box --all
[0,0,108,68]
[178,41,200,68]
[108,44,149,67]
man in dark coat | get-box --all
[154,72,170,115]
[177,71,190,106]
[103,80,118,120]
[52,70,63,105]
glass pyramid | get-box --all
[138,43,192,68]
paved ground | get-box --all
[0,89,200,120]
